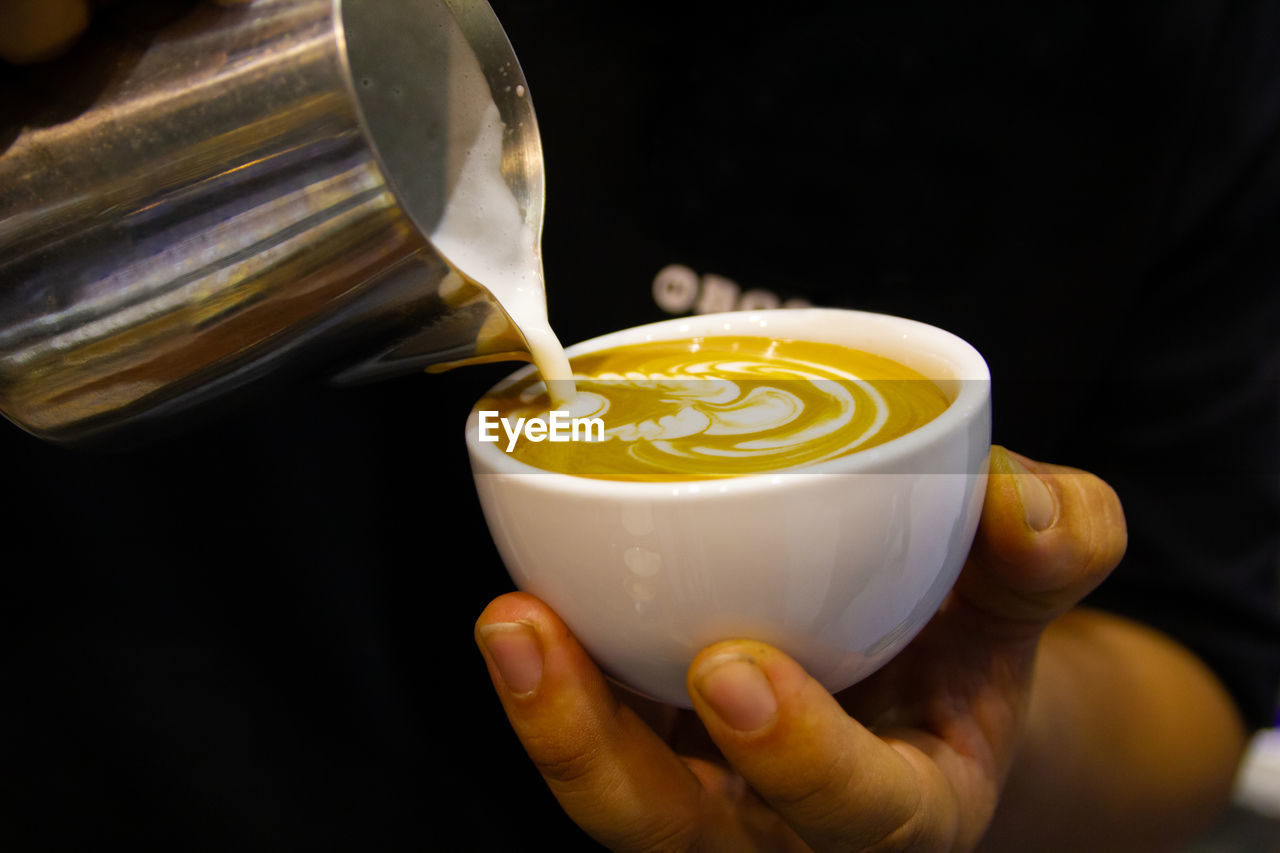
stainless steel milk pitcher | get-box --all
[0,0,542,444]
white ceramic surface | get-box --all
[466,309,991,707]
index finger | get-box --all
[475,592,754,850]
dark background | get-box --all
[3,1,1278,849]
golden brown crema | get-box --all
[477,337,950,480]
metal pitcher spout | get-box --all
[0,0,543,445]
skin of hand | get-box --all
[474,446,1246,851]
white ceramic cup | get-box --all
[466,308,991,707]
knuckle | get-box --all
[625,813,704,853]
[759,753,877,837]
[1067,472,1128,577]
[525,733,602,788]
[773,774,939,853]
[1090,479,1128,568]
[763,751,846,813]
[864,808,933,853]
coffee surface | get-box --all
[477,337,949,479]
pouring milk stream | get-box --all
[429,11,913,457]
[427,19,576,408]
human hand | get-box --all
[474,446,1126,851]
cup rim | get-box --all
[465,308,990,497]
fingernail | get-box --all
[695,655,777,732]
[1001,449,1057,531]
[478,622,543,696]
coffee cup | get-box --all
[466,308,991,707]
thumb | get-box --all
[687,640,970,852]
[956,446,1128,629]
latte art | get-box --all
[478,337,949,479]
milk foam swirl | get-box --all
[479,338,949,479]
